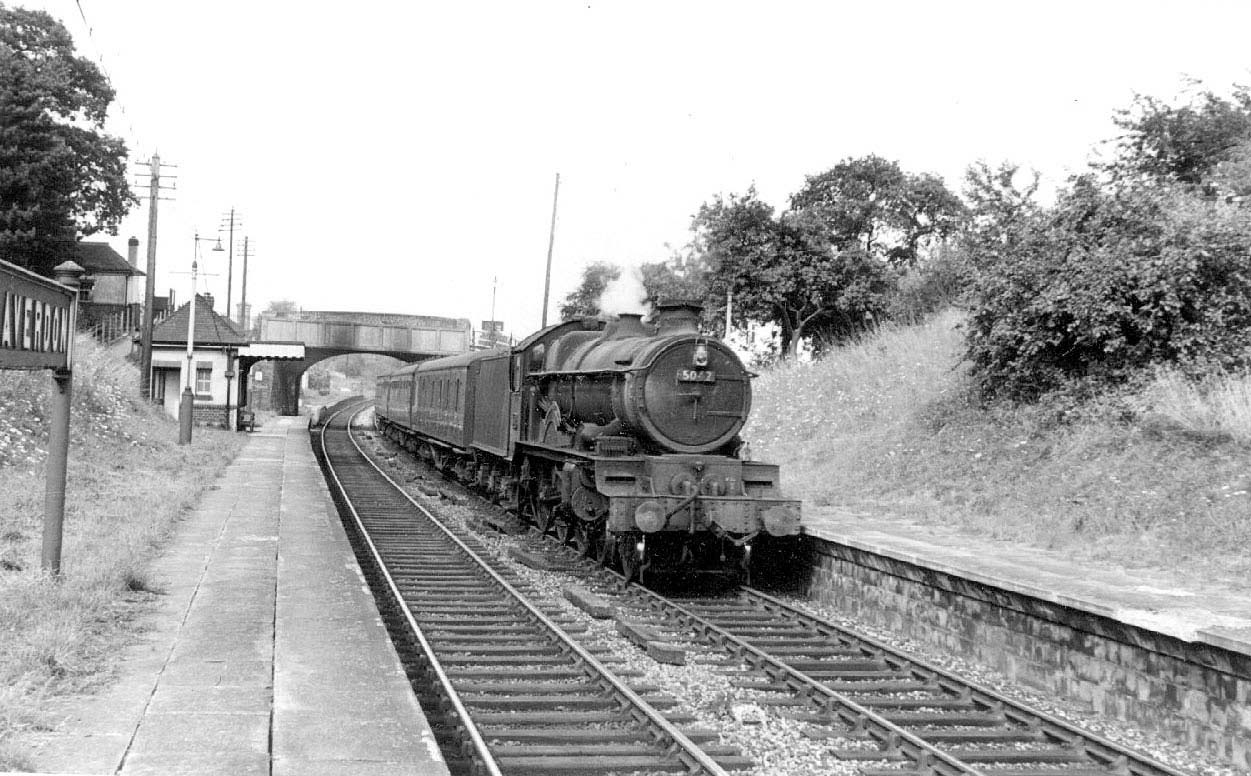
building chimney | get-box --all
[127,236,139,267]
[202,293,215,312]
[655,300,703,335]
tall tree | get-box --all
[790,155,906,256]
[960,160,1041,268]
[639,249,725,332]
[559,261,620,320]
[693,188,892,358]
[890,172,967,264]
[1104,84,1251,186]
[0,5,134,277]
[790,155,965,266]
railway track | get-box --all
[315,402,749,775]
[653,589,1188,776]
[321,402,1193,776]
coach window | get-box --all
[454,379,460,411]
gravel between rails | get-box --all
[774,594,1249,776]
[357,424,1247,776]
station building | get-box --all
[71,241,146,332]
[149,294,248,428]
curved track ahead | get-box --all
[314,402,748,775]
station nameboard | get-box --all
[1,259,75,371]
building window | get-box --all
[196,367,212,395]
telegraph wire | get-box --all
[63,0,144,155]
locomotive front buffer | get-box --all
[556,452,802,581]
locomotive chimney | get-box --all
[655,300,702,335]
[604,312,648,340]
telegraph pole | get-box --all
[489,275,497,347]
[237,236,251,330]
[541,172,560,328]
[220,208,242,321]
[137,154,176,400]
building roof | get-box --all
[152,295,249,346]
[73,242,143,276]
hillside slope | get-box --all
[0,338,243,768]
[744,311,1251,588]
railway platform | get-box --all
[802,509,1251,653]
[13,416,449,776]
[801,508,1251,766]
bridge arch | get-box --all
[253,311,470,415]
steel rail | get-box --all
[619,583,986,776]
[317,402,503,776]
[331,405,731,776]
[364,402,1184,776]
[742,586,1190,776]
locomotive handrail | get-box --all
[527,366,642,377]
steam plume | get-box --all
[600,267,649,317]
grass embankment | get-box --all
[0,338,243,768]
[745,310,1251,588]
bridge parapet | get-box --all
[259,311,470,356]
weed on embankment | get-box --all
[745,310,1251,589]
[0,337,243,767]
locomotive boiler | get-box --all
[374,300,801,583]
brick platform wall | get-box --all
[191,404,228,428]
[808,540,1251,767]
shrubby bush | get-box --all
[885,246,972,323]
[964,178,1251,401]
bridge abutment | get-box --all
[273,360,306,416]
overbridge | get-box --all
[247,310,471,415]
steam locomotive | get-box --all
[373,301,801,583]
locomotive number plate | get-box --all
[677,369,716,383]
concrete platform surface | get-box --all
[803,506,1251,658]
[13,417,449,776]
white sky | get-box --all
[19,0,1251,339]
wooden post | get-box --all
[541,172,560,328]
[41,261,84,576]
[42,368,72,575]
[178,260,197,445]
[238,236,249,330]
[140,155,161,399]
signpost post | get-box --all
[0,258,83,577]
